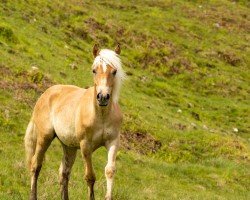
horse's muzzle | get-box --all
[97,93,110,106]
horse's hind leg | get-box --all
[30,134,54,200]
[59,143,77,200]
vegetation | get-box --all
[0,0,249,199]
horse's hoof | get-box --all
[29,196,37,200]
[90,193,95,200]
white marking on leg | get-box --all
[31,176,35,190]
[105,141,119,199]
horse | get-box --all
[24,44,125,200]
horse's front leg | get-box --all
[105,138,119,200]
[80,140,96,200]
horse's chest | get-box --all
[92,123,114,145]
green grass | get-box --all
[0,0,249,199]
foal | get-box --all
[24,44,125,200]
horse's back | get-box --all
[33,84,85,116]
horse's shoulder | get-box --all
[77,87,96,128]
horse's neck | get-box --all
[94,101,113,118]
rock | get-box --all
[70,63,78,70]
[195,185,206,191]
[187,103,193,108]
[217,180,226,187]
[177,109,182,113]
[214,23,220,28]
[4,109,10,119]
[233,127,238,133]
[60,71,67,78]
[139,76,149,83]
[31,66,39,71]
[203,125,208,130]
[191,122,197,128]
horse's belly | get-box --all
[57,131,79,147]
[54,121,79,147]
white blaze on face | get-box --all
[102,61,107,72]
[97,77,110,95]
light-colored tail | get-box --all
[24,121,37,169]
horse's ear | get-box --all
[114,43,121,55]
[93,44,99,58]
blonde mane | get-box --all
[92,49,125,103]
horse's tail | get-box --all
[24,121,37,169]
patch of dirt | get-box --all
[15,70,54,92]
[65,17,111,43]
[0,65,54,106]
[217,51,241,66]
[200,50,242,67]
[84,17,108,33]
[134,38,195,76]
[173,123,187,130]
[0,64,12,76]
[120,131,162,155]
[182,4,250,32]
[0,80,52,93]
[167,57,194,75]
[100,2,138,10]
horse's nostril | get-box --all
[97,93,110,102]
[97,93,101,100]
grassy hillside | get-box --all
[0,0,249,199]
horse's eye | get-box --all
[112,70,117,76]
[92,69,96,74]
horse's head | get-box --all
[92,44,123,107]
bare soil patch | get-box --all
[0,65,54,106]
[0,67,53,93]
[121,131,162,155]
